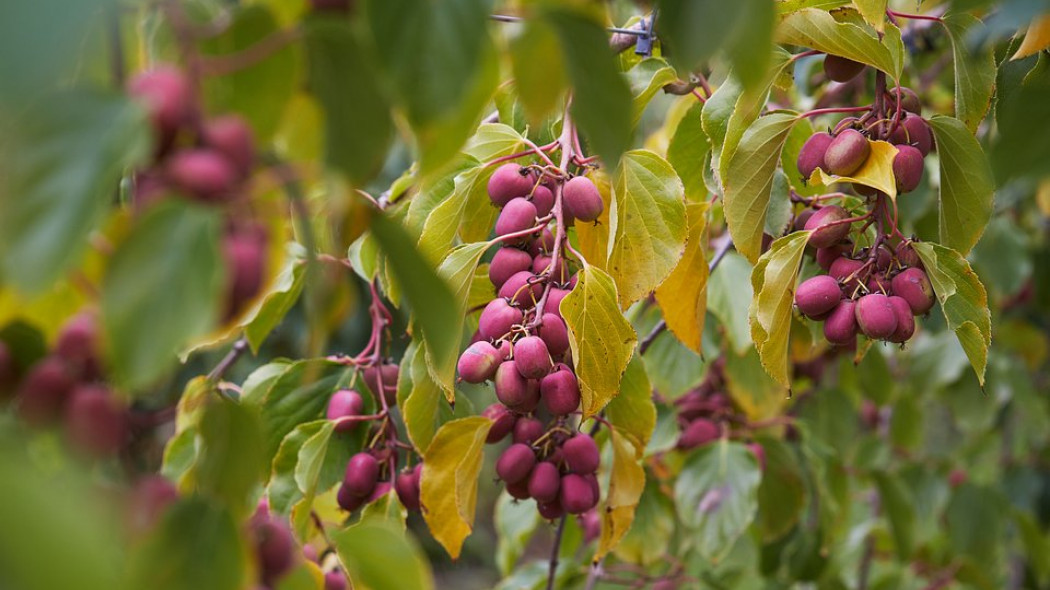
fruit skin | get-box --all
[343,453,380,498]
[479,298,523,341]
[55,312,101,379]
[127,66,193,144]
[829,256,865,293]
[252,515,296,584]
[804,205,852,248]
[126,475,179,534]
[513,417,545,445]
[546,288,571,317]
[537,313,570,357]
[816,243,852,271]
[326,389,365,430]
[896,243,922,268]
[793,209,816,232]
[748,442,767,471]
[795,275,843,318]
[531,185,554,217]
[223,228,267,317]
[867,272,891,294]
[488,164,534,207]
[560,473,598,514]
[166,148,239,202]
[395,464,422,511]
[797,132,834,180]
[563,434,600,474]
[902,115,934,156]
[202,115,256,177]
[457,341,502,383]
[854,293,899,340]
[65,385,128,457]
[528,227,555,256]
[337,483,365,512]
[494,361,540,411]
[498,271,542,307]
[823,300,858,345]
[893,145,925,193]
[563,176,604,222]
[823,129,870,176]
[540,365,581,416]
[16,357,75,427]
[823,55,866,82]
[495,198,538,243]
[363,363,399,405]
[513,336,552,379]
[532,254,567,282]
[325,571,348,590]
[537,499,564,520]
[885,86,922,113]
[505,478,532,500]
[677,419,720,450]
[496,443,536,484]
[528,462,562,503]
[489,247,533,289]
[482,403,517,443]
[891,267,935,314]
[887,296,916,343]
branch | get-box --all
[207,337,249,385]
[546,515,568,590]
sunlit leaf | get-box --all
[749,231,811,387]
[597,430,646,559]
[810,139,898,199]
[776,8,903,78]
[655,202,709,353]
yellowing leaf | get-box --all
[574,169,613,271]
[607,150,688,308]
[655,202,710,354]
[597,430,646,560]
[1011,13,1050,60]
[853,0,887,31]
[810,139,898,199]
[562,264,638,417]
[420,417,493,559]
[749,231,811,388]
[776,8,903,78]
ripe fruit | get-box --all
[495,198,538,243]
[867,272,890,294]
[823,129,870,176]
[748,442,767,471]
[528,462,562,503]
[166,148,239,202]
[457,341,502,383]
[325,571,348,590]
[887,296,916,343]
[513,417,545,445]
[797,132,834,179]
[482,403,517,443]
[327,390,365,429]
[498,271,542,307]
[560,473,597,514]
[816,243,852,271]
[902,115,934,156]
[829,256,865,292]
[540,365,581,416]
[363,363,398,405]
[528,227,555,256]
[55,312,100,379]
[897,243,922,268]
[223,229,267,316]
[823,55,866,82]
[16,357,75,427]
[127,66,192,141]
[537,313,570,357]
[395,464,422,511]
[804,205,852,248]
[795,275,842,318]
[505,478,531,500]
[489,247,533,289]
[343,453,380,497]
[65,385,127,457]
[202,115,255,177]
[532,254,567,282]
[531,185,554,217]
[855,293,898,340]
[563,176,603,222]
[677,419,720,450]
[824,300,858,345]
[479,298,523,340]
[488,164,534,207]
[546,288,571,317]
[891,268,935,314]
[496,443,536,484]
[885,86,922,113]
[537,499,564,520]
[563,434,600,474]
[893,145,925,193]
[126,475,179,534]
[494,361,540,410]
[337,483,365,512]
[793,209,816,232]
[513,336,552,379]
[252,516,295,583]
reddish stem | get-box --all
[800,105,873,120]
[887,9,943,22]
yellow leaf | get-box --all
[655,202,710,354]
[596,430,646,560]
[420,417,493,559]
[562,265,638,417]
[749,232,811,388]
[574,169,613,271]
[810,140,898,199]
[1012,13,1050,60]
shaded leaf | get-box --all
[605,354,657,453]
[666,102,712,202]
[928,116,994,256]
[943,14,996,133]
[776,9,903,78]
[509,20,568,124]
[332,520,434,590]
[708,252,755,355]
[749,231,811,387]
[495,493,540,575]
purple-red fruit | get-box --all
[560,474,598,514]
[16,357,75,427]
[893,145,924,193]
[496,443,536,484]
[494,361,540,410]
[202,115,255,177]
[457,341,502,383]
[325,571,348,590]
[563,176,603,222]
[532,254,567,282]
[363,363,398,404]
[489,247,533,289]
[885,87,922,114]
[891,268,935,315]
[337,483,365,512]
[897,243,922,268]
[55,312,100,379]
[823,129,870,176]
[902,115,933,156]
[166,149,239,202]
[482,403,517,443]
[253,516,295,583]
[867,272,890,294]
[677,419,720,450]
[513,336,552,379]
[505,479,531,500]
[495,198,538,243]
[223,229,267,316]
[537,499,564,520]
[793,209,816,232]
[546,288,570,317]
[531,185,554,217]
[823,55,866,82]
[855,293,898,340]
[479,298,523,340]
[797,132,834,180]
[563,434,600,474]
[513,417,545,445]
[498,271,542,307]
[829,256,865,292]
[343,453,380,498]
[327,390,365,429]
[748,442,767,471]
[127,66,193,141]
[823,300,858,345]
[528,462,562,503]
[816,243,852,271]
[127,475,179,534]
[795,275,842,318]
[488,164,535,207]
[65,385,127,457]
[537,313,570,357]
[804,205,852,248]
[395,464,422,511]
[887,296,916,343]
[528,227,555,256]
[540,365,581,416]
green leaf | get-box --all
[942,14,996,133]
[873,472,917,559]
[605,354,657,452]
[754,437,805,540]
[0,89,148,293]
[420,416,492,559]
[673,440,762,560]
[666,102,712,202]
[304,19,393,185]
[608,150,688,308]
[543,7,632,166]
[243,254,306,353]
[725,347,789,421]
[945,483,1003,568]
[723,112,799,262]
[129,497,246,590]
[427,242,491,400]
[613,476,676,566]
[268,420,328,515]
[655,202,709,353]
[912,242,992,386]
[853,0,888,31]
[656,0,750,74]
[562,264,638,417]
[628,58,677,126]
[495,493,541,575]
[728,0,776,91]
[749,231,811,387]
[509,20,568,124]
[332,520,434,590]
[708,252,755,355]
[597,430,647,559]
[927,116,995,256]
[991,74,1050,182]
[196,397,266,515]
[402,340,451,451]
[102,201,224,390]
[776,9,903,78]
[464,124,528,163]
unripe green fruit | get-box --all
[498,271,542,307]
[563,176,603,222]
[531,185,554,217]
[496,443,536,484]
[893,145,925,193]
[829,256,865,292]
[488,164,534,207]
[64,385,128,457]
[563,434,600,474]
[560,474,597,514]
[479,298,523,341]
[823,300,858,345]
[495,198,538,243]
[343,452,379,497]
[676,418,720,450]
[823,55,866,82]
[513,336,552,379]
[537,313,570,357]
[489,247,533,289]
[823,129,870,176]
[540,364,581,415]
[482,403,517,444]
[513,417,544,445]
[891,268,935,314]
[202,115,256,177]
[327,389,365,430]
[885,86,922,114]
[795,275,843,318]
[816,243,852,271]
[855,293,898,340]
[797,132,834,180]
[804,205,852,248]
[457,341,502,383]
[494,361,540,410]
[887,296,916,343]
[528,461,562,503]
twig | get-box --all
[207,337,249,383]
[546,515,568,590]
[200,27,301,76]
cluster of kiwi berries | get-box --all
[127,66,268,319]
